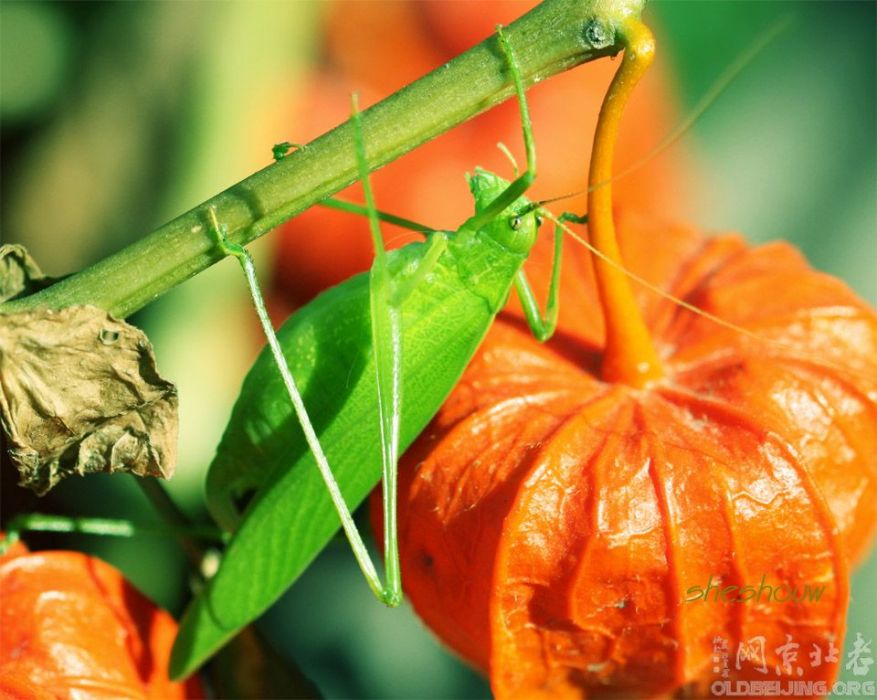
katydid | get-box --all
[204,26,558,604]
[169,17,654,679]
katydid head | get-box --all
[468,167,539,255]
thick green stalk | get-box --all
[1,0,641,319]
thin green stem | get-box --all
[0,0,637,320]
[1,513,227,553]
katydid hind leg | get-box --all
[206,206,390,603]
[358,25,546,590]
[351,91,455,605]
[352,93,406,606]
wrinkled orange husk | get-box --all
[376,210,877,698]
[0,545,203,700]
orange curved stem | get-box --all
[588,19,663,387]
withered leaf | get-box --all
[0,244,48,303]
[0,305,178,495]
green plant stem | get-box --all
[2,513,227,547]
[0,0,635,319]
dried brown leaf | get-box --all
[0,305,178,494]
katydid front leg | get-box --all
[343,28,568,352]
[459,27,535,234]
[315,195,569,345]
[513,228,563,342]
[321,23,565,348]
[513,211,587,341]
[315,28,540,246]
[458,26,568,344]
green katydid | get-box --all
[0,6,795,680]
[208,25,560,598]
[169,21,597,677]
[0,7,780,677]
[169,7,774,676]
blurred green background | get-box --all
[1,1,874,698]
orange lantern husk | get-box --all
[373,16,876,698]
[0,543,203,699]
[378,210,876,696]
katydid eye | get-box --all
[536,215,544,227]
[509,216,522,230]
